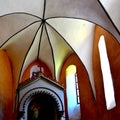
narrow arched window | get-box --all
[98,35,116,110]
[66,65,81,119]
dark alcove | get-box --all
[28,93,59,120]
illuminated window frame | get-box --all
[75,73,80,104]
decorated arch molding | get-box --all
[19,87,63,112]
[18,76,64,119]
[19,87,64,119]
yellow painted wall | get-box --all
[0,50,16,120]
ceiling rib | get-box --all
[44,23,56,80]
[18,22,43,84]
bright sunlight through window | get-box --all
[98,35,116,110]
[66,65,80,119]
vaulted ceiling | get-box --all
[0,0,119,86]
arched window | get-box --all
[98,35,116,110]
[66,65,81,119]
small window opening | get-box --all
[98,35,116,110]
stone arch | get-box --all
[19,87,64,119]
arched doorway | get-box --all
[28,93,59,120]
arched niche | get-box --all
[18,75,65,120]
